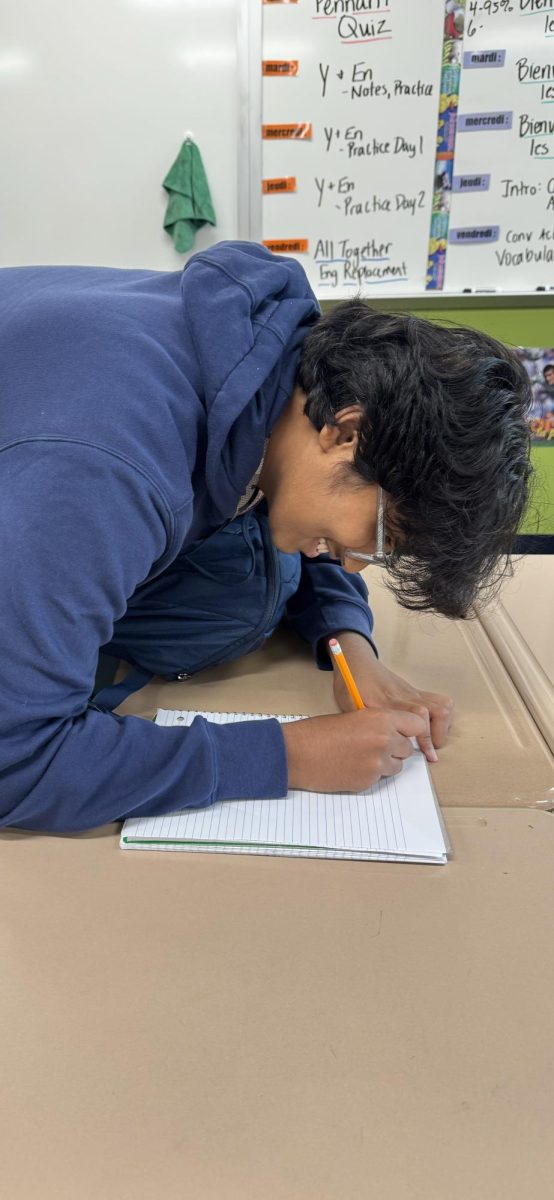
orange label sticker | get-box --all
[262,177,297,194]
[263,239,308,254]
[262,60,299,77]
[262,123,312,140]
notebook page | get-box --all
[121,711,448,862]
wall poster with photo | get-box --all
[514,349,554,444]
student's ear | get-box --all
[319,406,362,454]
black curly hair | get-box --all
[296,302,533,619]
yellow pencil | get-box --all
[328,638,365,710]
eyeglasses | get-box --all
[343,485,391,567]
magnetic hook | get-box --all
[184,130,195,142]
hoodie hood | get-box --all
[0,242,320,539]
[181,241,319,522]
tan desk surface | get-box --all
[494,556,554,684]
[1,808,553,1200]
[118,573,554,809]
[476,556,554,754]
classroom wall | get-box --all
[2,0,551,532]
[0,0,241,269]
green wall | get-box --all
[322,297,553,534]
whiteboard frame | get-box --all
[324,293,554,311]
[238,0,262,243]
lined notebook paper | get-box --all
[120,711,449,864]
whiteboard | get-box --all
[0,0,247,269]
[259,0,554,299]
[444,2,554,295]
[1,0,553,297]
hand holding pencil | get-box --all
[282,703,428,795]
[328,633,452,764]
[282,634,451,793]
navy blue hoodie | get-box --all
[0,242,374,831]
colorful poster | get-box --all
[426,2,466,289]
[514,348,554,443]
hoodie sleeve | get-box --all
[0,442,287,833]
[285,555,378,669]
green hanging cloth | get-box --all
[162,138,216,253]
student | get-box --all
[0,242,531,831]
[541,363,554,405]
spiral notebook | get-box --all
[120,710,450,863]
